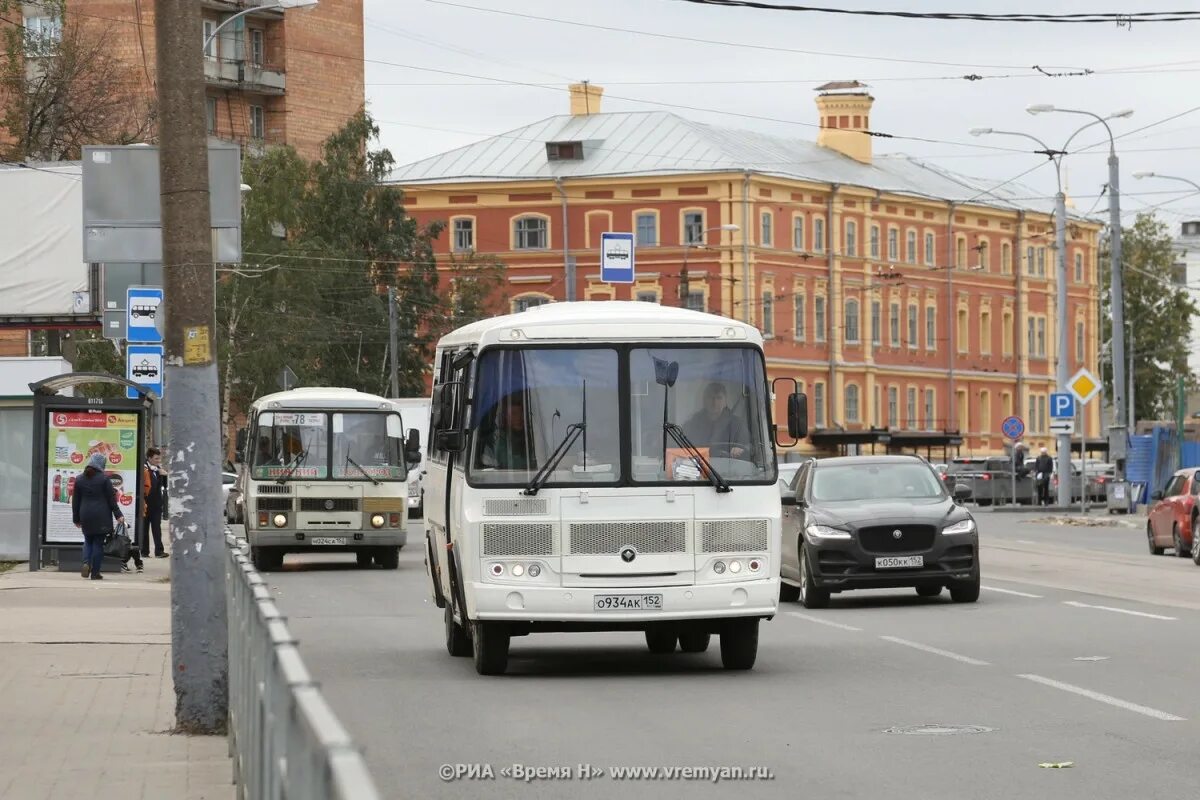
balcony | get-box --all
[203,58,286,96]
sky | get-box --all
[361,0,1200,230]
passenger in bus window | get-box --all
[683,382,749,458]
[478,393,534,471]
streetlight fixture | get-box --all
[1132,171,1200,194]
[680,224,739,310]
[204,0,319,51]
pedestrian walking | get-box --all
[143,447,168,558]
[72,453,125,580]
[1034,446,1054,506]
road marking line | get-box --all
[1017,674,1186,721]
[982,585,1044,598]
[784,612,862,632]
[1063,600,1177,621]
[1016,539,1038,545]
[879,636,989,666]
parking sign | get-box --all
[1050,392,1075,419]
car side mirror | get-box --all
[780,494,797,507]
[787,392,809,439]
[953,483,973,503]
[1152,490,1164,501]
[435,429,465,454]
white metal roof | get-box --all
[386,110,1067,217]
[251,387,395,411]
[436,300,764,349]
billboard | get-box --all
[43,410,139,544]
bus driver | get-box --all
[683,382,750,459]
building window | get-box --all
[957,308,969,353]
[1038,395,1047,433]
[844,299,860,344]
[546,141,583,160]
[845,220,857,257]
[846,384,860,423]
[205,96,217,135]
[906,230,917,263]
[1027,318,1036,358]
[793,215,805,251]
[683,211,704,245]
[924,389,935,430]
[980,309,992,355]
[925,306,936,351]
[250,28,265,66]
[636,212,657,246]
[249,105,265,140]
[1074,251,1084,283]
[814,296,826,343]
[514,216,549,250]
[760,212,773,248]
[888,228,899,261]
[813,383,826,428]
[1076,320,1085,361]
[814,218,826,253]
[906,387,917,429]
[636,290,658,303]
[871,300,881,345]
[1036,247,1046,276]
[980,391,991,434]
[1026,246,1035,275]
[24,14,62,55]
[793,295,806,341]
[513,295,550,313]
[1003,310,1014,356]
[956,237,967,269]
[1001,242,1012,275]
[203,19,216,59]
[924,231,935,266]
[1028,395,1038,433]
[686,291,705,312]
[452,218,474,252]
[874,385,882,427]
[887,387,898,428]
[762,291,774,336]
[870,225,880,259]
[889,302,900,346]
[907,304,918,349]
[977,240,989,272]
[1037,317,1046,357]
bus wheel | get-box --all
[376,547,400,570]
[645,629,678,654]
[719,618,759,671]
[445,606,471,657]
[471,621,510,675]
[251,547,282,572]
[679,632,711,653]
[356,551,373,568]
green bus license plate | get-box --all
[594,594,663,611]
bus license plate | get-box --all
[311,537,346,546]
[875,555,923,569]
[594,594,663,611]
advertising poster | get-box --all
[45,411,138,544]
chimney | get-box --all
[814,81,874,164]
[569,82,604,116]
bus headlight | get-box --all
[713,560,726,574]
[511,564,525,577]
[370,514,386,529]
[729,560,743,574]
[272,514,287,528]
[527,563,541,578]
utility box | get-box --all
[1106,481,1135,514]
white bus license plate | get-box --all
[594,594,663,611]
[875,555,924,569]
[311,537,347,546]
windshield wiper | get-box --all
[523,422,585,496]
[275,449,308,485]
[664,423,731,493]
[345,454,381,486]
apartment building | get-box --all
[387,83,1104,456]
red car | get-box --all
[1146,468,1200,562]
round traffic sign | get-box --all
[1001,415,1025,440]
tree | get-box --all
[0,0,156,161]
[1101,213,1199,422]
[217,112,505,450]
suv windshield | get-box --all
[811,462,945,502]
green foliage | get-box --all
[67,330,126,398]
[1101,213,1199,421]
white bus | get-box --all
[424,302,806,674]
[391,397,432,541]
[237,387,421,571]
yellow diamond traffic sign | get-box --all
[1068,367,1100,405]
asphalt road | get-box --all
[249,516,1200,799]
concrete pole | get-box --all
[1055,187,1071,507]
[1128,330,1136,431]
[155,0,227,733]
[1107,152,1129,480]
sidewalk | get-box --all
[0,555,234,800]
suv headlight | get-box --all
[805,524,851,541]
[942,518,977,535]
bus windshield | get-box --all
[251,412,329,480]
[249,410,407,481]
[332,412,406,481]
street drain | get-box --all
[884,724,994,736]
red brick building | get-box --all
[389,84,1103,457]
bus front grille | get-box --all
[482,523,555,556]
[699,519,769,553]
[299,498,359,512]
[568,521,687,555]
[484,498,548,516]
[256,484,292,495]
[255,498,292,512]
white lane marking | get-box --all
[879,636,990,666]
[1063,600,1177,621]
[1016,539,1038,545]
[1018,674,1186,721]
[982,585,1044,598]
[1074,656,1109,662]
[785,612,862,632]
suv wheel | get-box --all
[1192,518,1200,566]
[949,573,980,603]
[799,547,831,609]
[1147,523,1165,555]
[1174,524,1191,558]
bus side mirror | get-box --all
[234,427,247,463]
[436,430,465,454]
[430,386,446,428]
[405,428,421,465]
[787,393,808,439]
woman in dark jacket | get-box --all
[72,452,125,580]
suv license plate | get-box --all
[594,594,663,611]
[876,555,924,569]
[311,537,346,546]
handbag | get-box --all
[103,522,132,561]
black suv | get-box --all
[779,455,980,608]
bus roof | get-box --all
[250,387,396,412]
[435,301,764,350]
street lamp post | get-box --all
[203,0,319,51]
[680,224,739,310]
